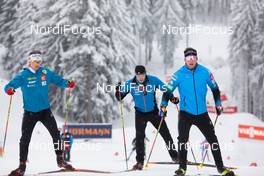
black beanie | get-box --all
[135,65,146,75]
[29,50,42,56]
[184,47,197,57]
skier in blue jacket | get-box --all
[161,48,235,176]
[115,65,179,170]
[4,51,75,176]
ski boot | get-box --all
[218,167,235,176]
[57,154,74,170]
[8,162,26,176]
[132,162,144,170]
[174,168,186,176]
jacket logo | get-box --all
[27,77,36,80]
[41,75,46,81]
[167,84,173,91]
[42,70,47,74]
[42,81,47,86]
[28,80,36,84]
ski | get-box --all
[148,161,237,170]
[38,167,136,175]
[183,174,238,176]
[183,175,222,176]
[177,172,238,176]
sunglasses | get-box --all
[29,54,42,63]
[33,60,42,64]
[185,55,197,61]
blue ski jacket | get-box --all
[117,75,167,113]
[161,64,221,115]
[4,67,68,112]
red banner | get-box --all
[207,106,237,114]
[207,106,216,113]
[223,106,237,113]
[238,125,264,140]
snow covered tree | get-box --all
[109,0,136,70]
[127,0,153,64]
[249,0,264,120]
[153,0,184,74]
[229,0,264,120]
[0,0,19,72]
[0,0,18,43]
[42,0,130,123]
[229,0,257,112]
[2,0,137,123]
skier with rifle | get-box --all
[160,48,235,176]
[115,65,179,170]
[4,51,75,176]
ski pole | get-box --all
[189,142,198,166]
[63,88,71,134]
[2,95,13,156]
[118,88,128,170]
[145,111,165,168]
[126,149,135,161]
[200,114,219,168]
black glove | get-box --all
[170,96,179,104]
[115,82,122,101]
[215,106,223,115]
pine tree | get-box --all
[127,0,152,64]
[2,0,137,123]
[0,0,19,72]
[229,0,258,113]
[109,0,136,70]
[249,0,264,120]
[153,0,184,74]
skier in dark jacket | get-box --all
[61,131,73,162]
[4,51,75,176]
[115,65,179,170]
[161,48,235,176]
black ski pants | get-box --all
[135,110,178,163]
[19,109,62,162]
[178,111,224,170]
